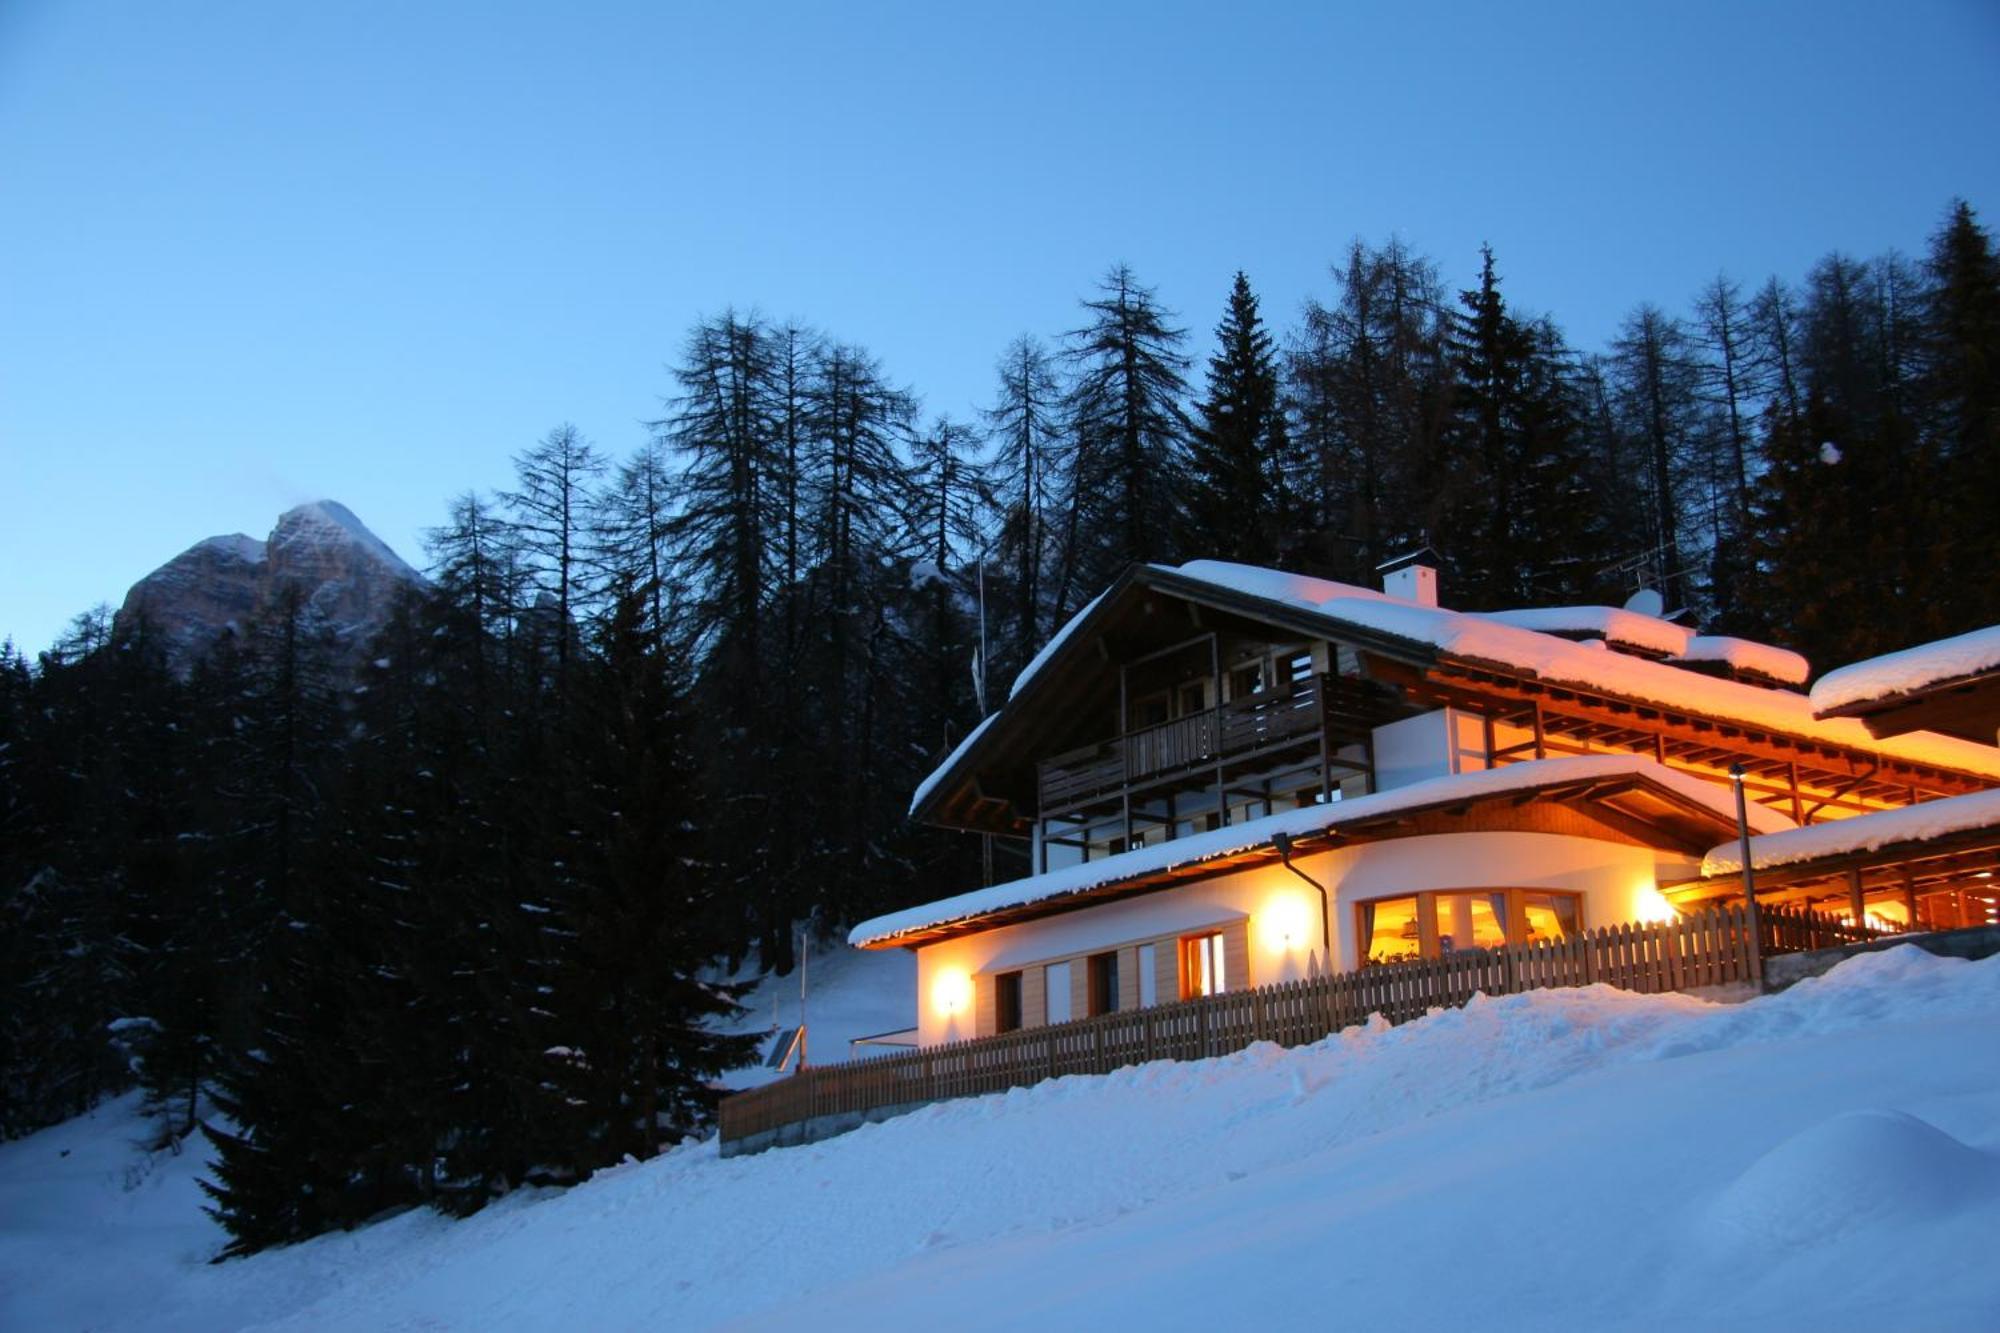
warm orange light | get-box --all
[1260,894,1313,951]
[1635,885,1680,925]
[930,968,972,1017]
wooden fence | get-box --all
[717,904,1878,1150]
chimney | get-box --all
[1378,547,1441,607]
[1383,564,1437,607]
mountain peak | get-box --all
[118,500,422,673]
[270,500,418,579]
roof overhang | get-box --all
[1811,668,2000,745]
[864,757,1766,949]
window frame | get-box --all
[1354,888,1585,964]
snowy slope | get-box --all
[4,948,1999,1331]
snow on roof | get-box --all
[1309,594,2000,781]
[1480,606,1694,658]
[861,755,1787,948]
[1008,588,1107,702]
[908,713,999,818]
[1672,636,1810,688]
[1809,626,2000,715]
[1169,560,1389,611]
[1701,788,2000,878]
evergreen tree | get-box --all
[1060,265,1192,601]
[984,335,1067,672]
[1185,271,1290,564]
[1921,200,2000,632]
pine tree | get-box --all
[1922,200,2000,632]
[984,335,1067,672]
[1288,239,1451,582]
[1184,272,1290,564]
[1060,265,1192,601]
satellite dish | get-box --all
[1623,587,1666,618]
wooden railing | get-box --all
[717,905,1880,1151]
[1038,677,1325,813]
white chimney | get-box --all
[1383,563,1438,607]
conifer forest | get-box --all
[3,200,1996,1253]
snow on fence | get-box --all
[717,905,1877,1152]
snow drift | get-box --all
[3,945,1997,1331]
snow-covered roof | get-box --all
[1700,788,2000,878]
[910,561,2000,831]
[861,756,1789,948]
[1810,626,2000,715]
[1289,592,2000,781]
[1480,606,1694,658]
[1672,636,1810,687]
[909,713,998,818]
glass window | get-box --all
[1521,892,1581,943]
[1138,943,1157,1006]
[1177,681,1208,716]
[1358,896,1422,966]
[994,971,1022,1033]
[1181,932,1226,998]
[1045,961,1072,1024]
[1088,951,1119,1015]
[1435,891,1508,954]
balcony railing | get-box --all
[1038,676,1325,815]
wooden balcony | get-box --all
[1037,676,1327,817]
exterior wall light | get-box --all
[930,968,972,1018]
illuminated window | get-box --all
[995,971,1022,1033]
[1357,895,1422,966]
[1181,932,1226,998]
[1521,892,1581,943]
[1434,892,1507,954]
[1088,951,1119,1015]
[1357,890,1583,964]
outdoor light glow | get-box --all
[1635,885,1680,925]
[1260,894,1313,951]
[930,968,972,1017]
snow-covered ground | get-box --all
[5,944,1999,1331]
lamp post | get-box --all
[1730,764,1762,985]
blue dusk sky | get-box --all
[2,1,1996,655]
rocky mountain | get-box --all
[117,501,424,673]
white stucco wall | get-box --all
[909,831,1697,1045]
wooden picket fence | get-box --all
[717,904,1877,1150]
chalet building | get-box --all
[848,561,2000,1047]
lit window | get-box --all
[1434,892,1507,954]
[1358,895,1422,966]
[1181,932,1226,998]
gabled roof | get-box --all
[1809,626,2000,743]
[859,755,1791,950]
[910,562,2000,834]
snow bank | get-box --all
[1811,625,2000,714]
[13,946,1999,1330]
[858,755,1791,947]
[1702,786,2000,876]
